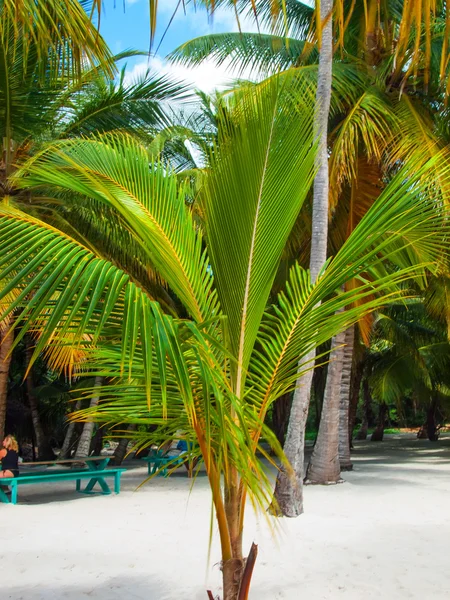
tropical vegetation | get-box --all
[1,2,450,600]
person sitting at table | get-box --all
[0,435,20,479]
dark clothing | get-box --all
[2,449,19,477]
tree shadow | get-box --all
[4,575,173,600]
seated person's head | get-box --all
[3,435,18,452]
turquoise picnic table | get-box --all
[0,456,125,505]
[142,444,202,478]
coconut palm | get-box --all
[368,298,450,442]
[2,0,115,82]
[170,0,450,499]
[0,2,193,445]
[0,76,448,598]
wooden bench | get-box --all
[0,456,126,505]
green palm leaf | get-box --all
[14,133,218,324]
[1,0,115,82]
[247,152,450,420]
[200,77,316,393]
[60,67,190,138]
[169,32,314,77]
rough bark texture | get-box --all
[273,0,333,515]
[91,424,104,456]
[59,399,82,459]
[309,0,333,284]
[271,392,292,448]
[112,424,137,465]
[272,361,314,516]
[75,376,103,458]
[338,326,355,470]
[0,328,13,440]
[222,557,244,600]
[25,337,55,460]
[426,395,440,441]
[306,324,347,484]
[355,378,371,440]
[222,469,245,599]
[312,350,329,430]
[348,351,364,446]
[371,403,387,442]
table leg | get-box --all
[82,476,111,494]
[78,458,112,494]
[114,472,121,494]
[11,483,17,505]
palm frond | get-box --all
[200,76,316,392]
[60,67,190,138]
[1,0,115,82]
[170,32,315,77]
[246,151,450,420]
[13,133,218,324]
[329,89,396,206]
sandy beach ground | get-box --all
[1,434,449,600]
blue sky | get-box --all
[99,0,252,92]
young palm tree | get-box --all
[171,0,450,497]
[0,77,448,598]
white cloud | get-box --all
[125,55,250,93]
[126,0,141,4]
[156,1,260,34]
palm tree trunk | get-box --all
[272,0,333,515]
[223,470,244,600]
[59,399,82,459]
[0,328,13,440]
[306,324,346,484]
[91,424,104,456]
[347,351,364,446]
[271,363,314,516]
[338,326,355,470]
[426,394,439,442]
[112,424,137,465]
[271,392,292,448]
[371,402,387,442]
[312,346,329,429]
[355,378,371,440]
[75,376,103,458]
[25,336,54,460]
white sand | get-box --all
[1,434,450,600]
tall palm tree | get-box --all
[0,77,448,598]
[274,0,334,515]
[170,0,450,498]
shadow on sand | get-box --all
[4,575,173,600]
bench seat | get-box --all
[0,468,126,505]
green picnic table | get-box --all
[142,445,202,478]
[0,456,125,505]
